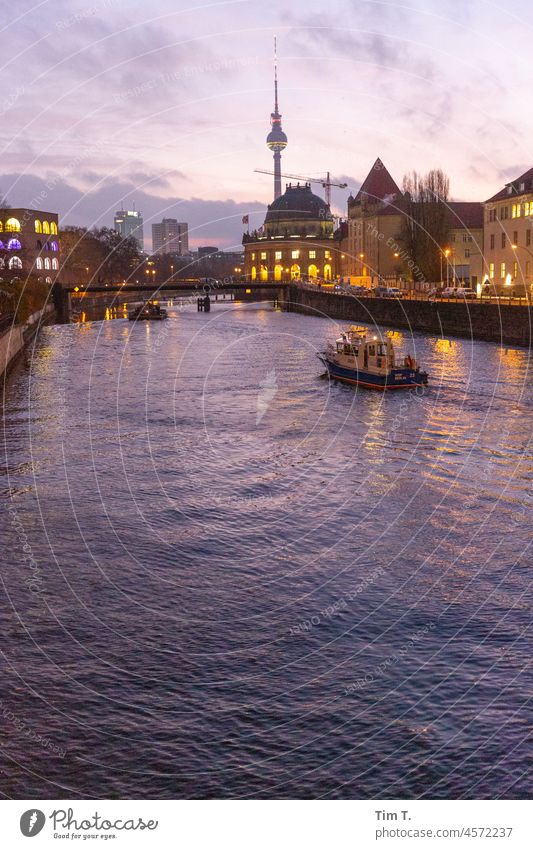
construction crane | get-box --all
[254,169,348,206]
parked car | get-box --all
[373,286,404,298]
[454,287,477,299]
[441,287,457,297]
[350,285,371,295]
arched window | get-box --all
[324,264,332,281]
[36,257,43,269]
[50,240,58,251]
[44,257,51,269]
[50,222,58,235]
[7,238,21,250]
[0,240,3,249]
[52,258,58,270]
[291,263,301,280]
[274,264,283,281]
[8,256,22,269]
[5,217,21,232]
[0,258,4,268]
[251,266,257,281]
[0,221,3,232]
[36,240,42,250]
[35,220,42,233]
[308,264,318,279]
[44,242,49,250]
[42,220,50,234]
[45,276,52,285]
[260,265,268,281]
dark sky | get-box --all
[1,0,531,248]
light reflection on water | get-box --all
[1,303,531,799]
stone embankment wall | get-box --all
[0,305,55,379]
[286,286,532,347]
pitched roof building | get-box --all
[483,167,533,293]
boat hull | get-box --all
[318,355,428,390]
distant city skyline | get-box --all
[1,0,532,247]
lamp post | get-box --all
[443,248,451,286]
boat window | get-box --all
[368,345,376,356]
[377,344,387,356]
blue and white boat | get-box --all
[318,327,428,391]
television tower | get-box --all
[266,37,288,201]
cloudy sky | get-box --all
[1,0,532,248]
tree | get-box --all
[93,227,142,282]
[399,169,451,283]
[60,226,105,285]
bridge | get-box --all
[54,280,288,322]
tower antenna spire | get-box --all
[266,36,288,200]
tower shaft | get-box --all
[273,150,282,200]
[266,36,287,202]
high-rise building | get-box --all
[266,38,287,201]
[114,209,144,251]
[151,219,189,256]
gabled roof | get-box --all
[486,167,533,203]
[447,202,483,230]
[353,158,401,204]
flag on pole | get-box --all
[242,215,249,225]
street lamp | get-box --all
[443,248,451,286]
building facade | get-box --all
[152,219,189,256]
[483,167,533,294]
[114,209,144,251]
[0,208,60,283]
[447,203,483,287]
[243,183,342,282]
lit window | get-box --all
[50,222,58,235]
[45,276,52,284]
[8,256,22,269]
[500,262,506,279]
[251,266,257,280]
[325,250,331,259]
[52,258,58,269]
[42,221,50,234]
[526,261,531,277]
[291,250,300,259]
[44,257,51,269]
[0,241,3,249]
[36,257,43,269]
[309,250,316,259]
[513,261,518,278]
[5,217,21,232]
[512,205,517,218]
[50,241,58,251]
[275,251,282,260]
[489,263,494,279]
[251,252,256,261]
[35,219,42,233]
[260,252,267,260]
[7,238,21,250]
[465,249,470,258]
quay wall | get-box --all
[286,286,533,347]
[0,305,55,380]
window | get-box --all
[251,266,257,280]
[274,264,283,281]
[489,263,495,279]
[526,261,531,277]
[7,238,21,250]
[42,221,50,234]
[324,264,332,280]
[260,265,268,281]
[325,250,331,259]
[50,241,58,251]
[50,222,58,235]
[251,252,256,260]
[490,234,495,250]
[275,251,282,261]
[44,257,51,269]
[513,231,518,244]
[52,258,58,270]
[5,217,21,232]
[35,220,42,233]
[308,264,318,279]
[465,249,470,258]
[45,276,52,284]
[260,252,267,260]
[8,256,22,269]
[309,250,316,259]
[527,231,531,247]
[500,262,506,279]
[512,204,519,218]
[36,240,42,250]
[451,234,456,242]
[463,234,468,242]
[519,182,525,191]
[501,233,506,249]
[36,257,43,269]
[525,202,530,217]
[513,261,518,278]
[291,250,300,259]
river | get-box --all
[1,301,531,799]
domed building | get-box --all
[243,183,342,283]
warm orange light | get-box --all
[444,249,451,257]
[512,244,518,249]
[359,253,364,258]
[74,286,79,292]
[245,288,252,294]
